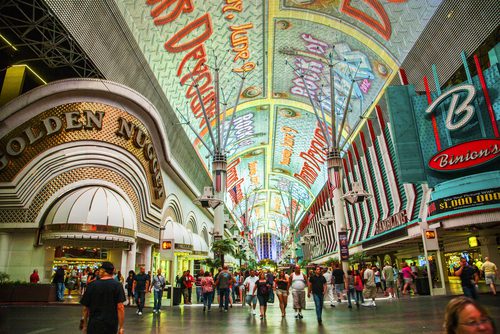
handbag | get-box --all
[267,290,275,303]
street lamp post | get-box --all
[287,51,370,274]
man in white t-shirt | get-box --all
[289,265,308,319]
[323,267,335,307]
[362,265,377,307]
[243,270,259,315]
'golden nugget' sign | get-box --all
[0,102,165,205]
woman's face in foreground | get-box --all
[456,304,494,334]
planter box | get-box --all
[0,284,56,302]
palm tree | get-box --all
[201,258,222,273]
[211,238,236,266]
[233,250,248,268]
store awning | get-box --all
[43,186,136,244]
[191,232,209,257]
[162,220,193,253]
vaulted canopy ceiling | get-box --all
[109,1,441,238]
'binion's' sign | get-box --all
[425,84,500,172]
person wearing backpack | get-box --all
[215,265,233,312]
[455,257,479,299]
[253,272,271,319]
[150,269,166,314]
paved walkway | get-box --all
[0,294,498,334]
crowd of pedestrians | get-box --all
[32,257,497,332]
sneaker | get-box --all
[157,309,161,313]
[224,309,228,312]
[252,310,256,315]
[138,311,143,315]
[299,313,303,319]
[136,310,139,314]
[153,310,157,314]
[295,314,299,319]
[330,304,335,307]
[207,308,211,312]
[337,299,341,303]
[260,315,264,319]
[361,302,372,307]
[372,301,376,307]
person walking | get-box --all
[454,257,479,300]
[80,262,125,334]
[481,257,498,296]
[332,263,346,305]
[125,271,135,306]
[201,271,214,312]
[362,265,377,307]
[353,270,364,307]
[323,267,335,307]
[382,262,396,298]
[346,270,355,308]
[254,272,271,319]
[132,266,149,315]
[274,270,289,317]
[402,262,416,295]
[308,266,327,324]
[151,269,166,314]
[244,269,258,315]
[289,265,308,319]
[215,265,233,312]
[53,266,66,301]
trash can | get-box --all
[415,277,430,295]
[172,287,182,305]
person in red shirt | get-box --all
[183,270,195,304]
[30,269,40,283]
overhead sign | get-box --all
[160,239,174,260]
[374,210,408,235]
[427,187,500,216]
[428,138,500,171]
[424,229,439,251]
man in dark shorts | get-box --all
[308,266,327,324]
[132,266,150,315]
[80,261,125,334]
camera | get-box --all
[194,187,222,209]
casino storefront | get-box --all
[384,42,500,290]
[300,43,499,297]
[0,79,169,282]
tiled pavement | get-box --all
[0,293,499,334]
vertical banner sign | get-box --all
[160,239,174,260]
[338,231,349,260]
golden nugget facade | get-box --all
[0,79,213,283]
